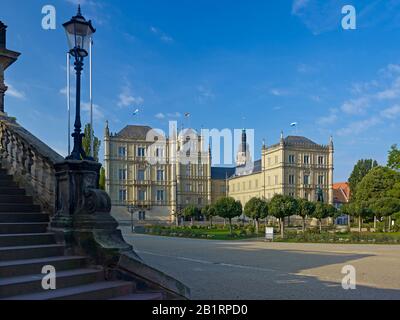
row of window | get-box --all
[231,174,326,192]
[118,146,164,158]
[117,166,207,182]
[267,154,326,166]
[119,189,165,202]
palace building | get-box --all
[104,123,334,222]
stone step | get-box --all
[0,180,17,187]
[0,204,41,213]
[110,292,164,300]
[0,195,33,204]
[0,213,49,223]
[0,233,56,247]
[4,281,135,300]
[0,268,104,299]
[0,244,64,262]
[0,256,87,278]
[0,188,25,195]
[0,174,13,182]
[0,223,48,234]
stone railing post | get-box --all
[0,116,64,214]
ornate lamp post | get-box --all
[63,6,95,160]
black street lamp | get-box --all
[63,5,95,160]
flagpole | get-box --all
[89,37,94,158]
[67,52,71,155]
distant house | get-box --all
[333,182,351,225]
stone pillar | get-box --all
[0,21,21,115]
[51,160,131,265]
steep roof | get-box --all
[333,182,350,204]
[115,125,153,140]
[211,167,236,180]
[284,136,318,147]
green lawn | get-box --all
[142,225,261,240]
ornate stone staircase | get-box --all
[0,166,164,300]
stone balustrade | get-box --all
[0,115,64,214]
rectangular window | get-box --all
[268,176,271,186]
[304,192,309,200]
[155,148,164,158]
[248,181,252,189]
[138,211,146,221]
[198,198,202,205]
[304,175,310,185]
[289,192,295,197]
[318,175,324,185]
[137,170,145,181]
[199,184,203,192]
[318,156,324,165]
[274,176,278,185]
[119,169,127,181]
[304,155,310,164]
[289,155,295,164]
[289,174,295,185]
[275,156,279,164]
[119,189,127,202]
[186,164,191,176]
[157,170,164,182]
[118,147,126,157]
[137,147,145,157]
[220,185,226,193]
[198,166,204,176]
[138,190,146,201]
[185,184,191,192]
[157,190,164,201]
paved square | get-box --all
[122,229,400,300]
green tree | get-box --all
[201,205,217,228]
[182,205,200,226]
[297,199,316,232]
[214,197,242,235]
[99,167,105,190]
[244,197,269,234]
[269,195,298,238]
[388,144,400,171]
[369,198,400,232]
[82,123,101,162]
[348,159,378,198]
[346,201,372,232]
[312,203,330,233]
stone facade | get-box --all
[105,123,334,221]
[104,123,211,222]
[229,133,334,206]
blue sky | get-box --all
[1,0,400,181]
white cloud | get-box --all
[155,113,165,119]
[82,101,104,120]
[196,85,215,103]
[167,112,182,118]
[150,26,174,43]
[5,82,25,100]
[292,0,309,15]
[337,117,381,137]
[270,88,289,97]
[317,109,338,125]
[381,105,400,119]
[117,87,144,108]
[341,97,370,115]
